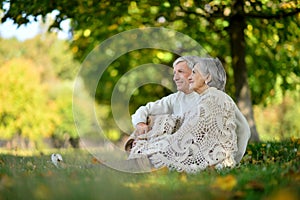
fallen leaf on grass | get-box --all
[290,136,300,145]
[0,174,14,189]
[285,169,300,182]
[0,158,4,166]
[245,180,264,191]
[152,166,168,174]
[212,175,237,191]
[233,190,246,199]
[34,184,51,200]
[179,173,187,183]
[91,157,102,164]
[266,188,299,200]
[26,161,36,170]
[40,170,54,178]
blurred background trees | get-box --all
[0,0,299,149]
[0,35,97,148]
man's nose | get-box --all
[173,73,178,80]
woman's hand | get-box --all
[135,122,149,136]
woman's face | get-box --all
[189,66,208,93]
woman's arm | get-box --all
[234,105,251,163]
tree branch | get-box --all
[245,8,300,19]
[178,3,300,20]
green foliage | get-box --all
[48,82,77,142]
[0,139,299,200]
[0,59,56,147]
[0,35,87,148]
[94,49,175,108]
[2,0,298,105]
[246,15,300,104]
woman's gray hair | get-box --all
[173,56,203,70]
[194,58,227,91]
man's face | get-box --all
[173,61,193,94]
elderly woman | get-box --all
[128,58,248,173]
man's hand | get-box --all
[135,122,149,136]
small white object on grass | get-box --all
[51,153,63,167]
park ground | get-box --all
[0,138,299,200]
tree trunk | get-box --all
[229,0,260,142]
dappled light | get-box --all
[0,0,299,199]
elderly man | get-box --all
[127,56,250,164]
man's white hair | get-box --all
[173,56,227,91]
[173,56,203,69]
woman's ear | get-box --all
[205,74,212,84]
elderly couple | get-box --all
[125,56,251,173]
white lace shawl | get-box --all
[128,88,238,173]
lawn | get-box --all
[0,138,299,200]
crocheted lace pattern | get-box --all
[128,89,238,173]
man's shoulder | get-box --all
[162,91,200,102]
[168,91,190,99]
[163,91,182,98]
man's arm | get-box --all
[131,93,177,134]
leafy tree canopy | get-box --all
[1,0,298,106]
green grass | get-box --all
[0,139,299,200]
